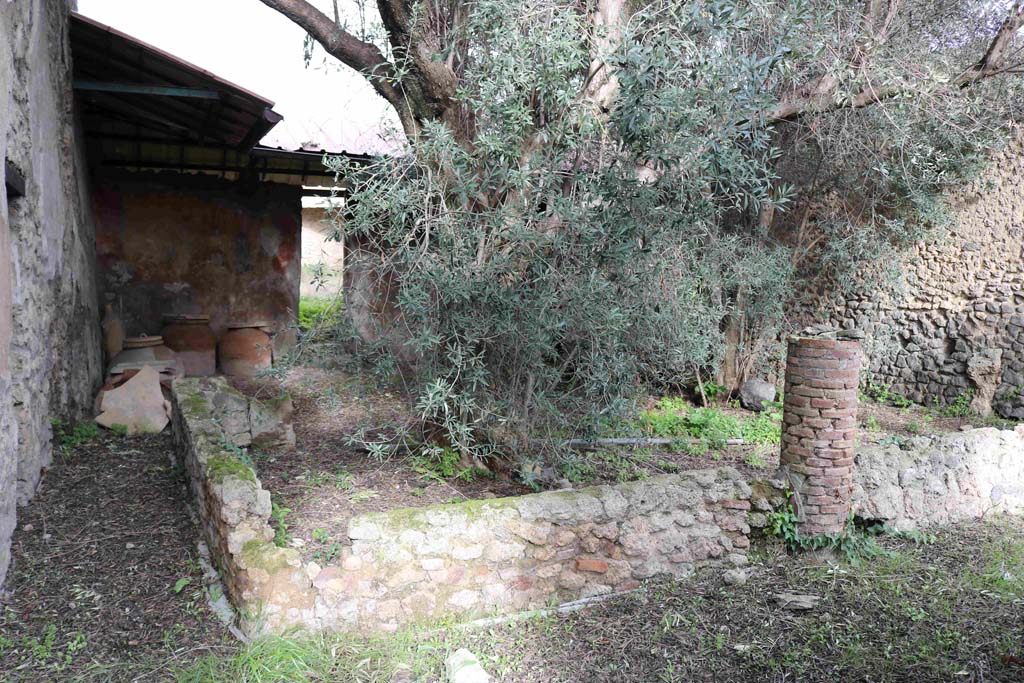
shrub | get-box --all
[297,297,341,332]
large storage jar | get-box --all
[161,315,217,377]
[110,335,180,377]
[219,321,272,378]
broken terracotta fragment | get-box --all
[95,366,169,435]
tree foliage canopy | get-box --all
[267,0,1024,462]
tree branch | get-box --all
[257,0,404,111]
[769,1,1024,122]
[977,1,1024,73]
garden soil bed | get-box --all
[0,431,230,682]
[227,366,993,563]
[227,368,529,561]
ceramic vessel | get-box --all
[101,303,125,364]
[111,336,180,373]
[161,315,216,376]
[219,324,272,378]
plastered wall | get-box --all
[93,172,302,346]
[0,0,103,587]
[300,205,344,299]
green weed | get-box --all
[270,499,291,548]
[334,469,355,491]
[863,381,914,408]
[939,390,975,418]
[52,419,100,450]
[298,297,342,332]
[412,447,480,483]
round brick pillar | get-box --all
[779,337,861,536]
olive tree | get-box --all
[261,0,1024,464]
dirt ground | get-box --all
[0,431,230,682]
[857,398,991,439]
[172,515,1024,682]
[449,516,1024,683]
[227,367,529,561]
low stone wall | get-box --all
[170,379,277,607]
[312,470,751,633]
[853,427,1024,530]
[752,426,1024,532]
[171,378,752,635]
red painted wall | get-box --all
[92,171,302,348]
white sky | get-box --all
[76,0,402,154]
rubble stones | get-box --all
[446,649,491,683]
[739,379,777,412]
[775,592,820,610]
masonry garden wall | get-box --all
[173,377,1024,636]
[797,136,1024,419]
[171,377,752,635]
[0,0,103,587]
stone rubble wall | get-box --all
[751,426,1024,532]
[170,379,286,621]
[799,137,1024,419]
[171,378,752,635]
[852,427,1024,530]
[0,0,104,587]
[313,469,751,633]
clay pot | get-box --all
[219,325,272,378]
[112,336,178,364]
[101,303,125,364]
[162,315,217,377]
[110,335,182,379]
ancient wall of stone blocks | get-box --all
[753,425,1024,532]
[0,0,103,588]
[852,427,1024,530]
[172,378,752,635]
[801,136,1024,419]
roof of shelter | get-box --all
[70,12,370,187]
[71,12,285,151]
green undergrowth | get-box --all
[411,446,490,484]
[175,622,463,683]
[636,396,782,448]
[298,297,342,332]
[860,380,1021,429]
[51,419,100,451]
[765,492,935,565]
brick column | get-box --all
[780,337,861,536]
